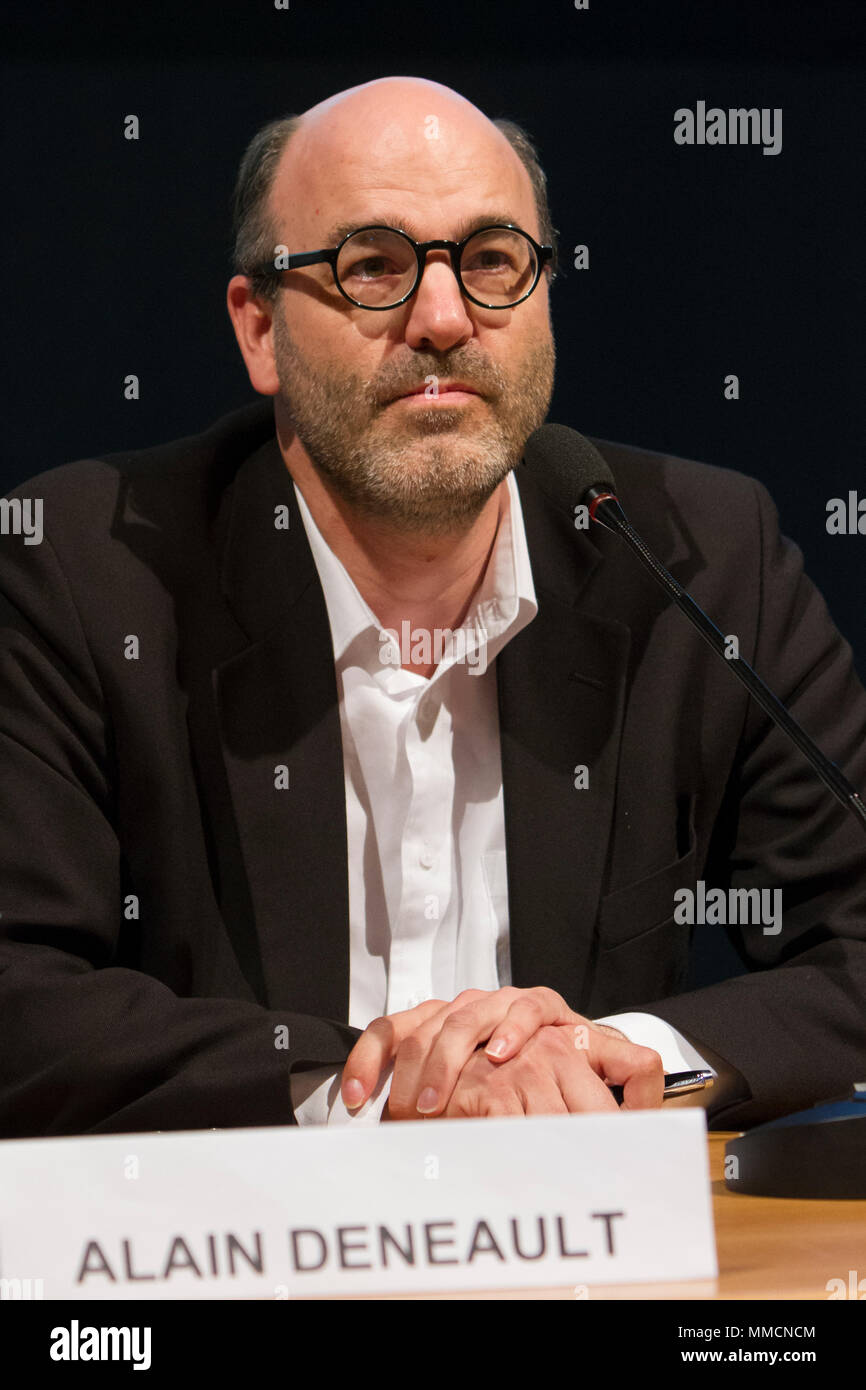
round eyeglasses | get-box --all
[256,224,554,310]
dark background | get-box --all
[3,1,864,657]
[1,0,865,989]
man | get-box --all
[1,77,864,1138]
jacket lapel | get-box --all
[499,468,631,1010]
[213,433,351,1020]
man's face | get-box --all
[262,82,555,533]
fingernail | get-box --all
[343,1078,365,1108]
[485,1037,509,1058]
[416,1087,439,1114]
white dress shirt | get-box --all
[288,471,713,1123]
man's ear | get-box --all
[226,275,280,395]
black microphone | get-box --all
[522,422,866,835]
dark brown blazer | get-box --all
[1,398,864,1135]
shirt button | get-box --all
[419,845,436,870]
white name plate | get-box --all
[0,1110,716,1298]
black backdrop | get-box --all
[2,0,864,661]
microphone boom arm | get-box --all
[587,487,866,835]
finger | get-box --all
[482,1090,525,1117]
[341,1000,448,1108]
[482,987,582,1063]
[556,1055,621,1113]
[620,1051,665,1110]
[386,990,494,1118]
[442,1078,525,1119]
[517,1078,569,1117]
[587,1036,665,1110]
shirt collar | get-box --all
[294,470,538,685]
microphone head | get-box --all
[522,422,617,514]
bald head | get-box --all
[298,74,511,142]
[283,77,534,228]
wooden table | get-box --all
[359,1133,866,1300]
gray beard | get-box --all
[271,313,555,535]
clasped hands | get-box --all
[340,987,665,1120]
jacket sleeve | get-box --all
[0,509,360,1138]
[642,477,866,1128]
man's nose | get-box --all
[402,249,475,352]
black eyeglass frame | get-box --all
[252,223,555,310]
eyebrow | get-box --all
[319,211,527,247]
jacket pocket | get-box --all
[588,840,698,1014]
[596,840,698,950]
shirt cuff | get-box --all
[592,1012,717,1077]
[290,1062,394,1125]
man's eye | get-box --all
[346,256,399,280]
[464,250,513,272]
